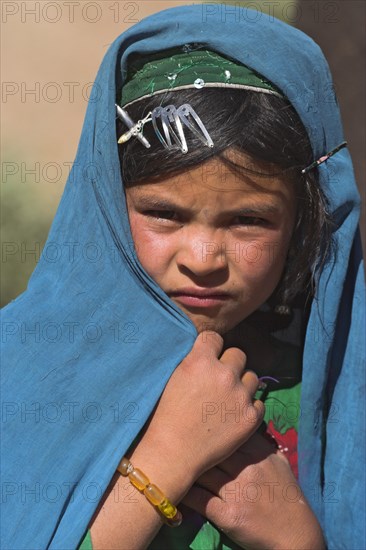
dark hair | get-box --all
[117,88,333,305]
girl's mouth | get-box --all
[170,290,230,308]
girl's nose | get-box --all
[176,235,228,277]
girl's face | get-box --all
[125,150,297,335]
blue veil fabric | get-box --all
[1,5,364,549]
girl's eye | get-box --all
[145,210,177,221]
[233,216,267,226]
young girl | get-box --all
[2,4,364,550]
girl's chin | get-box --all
[187,313,248,336]
[172,299,255,335]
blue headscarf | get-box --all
[1,4,364,549]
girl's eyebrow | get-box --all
[132,194,280,216]
[133,196,180,210]
[233,205,280,216]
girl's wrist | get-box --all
[272,518,326,550]
[127,438,198,504]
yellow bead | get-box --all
[157,498,178,519]
[144,483,165,506]
[128,468,150,491]
[165,510,183,527]
[116,461,182,526]
[117,457,132,476]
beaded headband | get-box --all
[120,48,282,108]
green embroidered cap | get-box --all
[121,48,282,107]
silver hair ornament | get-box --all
[152,104,214,153]
[116,103,214,154]
[116,104,151,148]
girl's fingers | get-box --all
[220,348,260,397]
[209,449,257,480]
[237,432,276,455]
[193,331,224,361]
[252,398,265,421]
[220,347,247,373]
[194,467,232,500]
[241,370,260,396]
[191,434,278,485]
[181,485,225,520]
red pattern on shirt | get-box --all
[266,420,298,479]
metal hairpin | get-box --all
[301,141,347,175]
[152,105,187,152]
[116,104,151,149]
[178,104,214,149]
[152,104,214,154]
[116,103,214,153]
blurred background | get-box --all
[1,0,365,307]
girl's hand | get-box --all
[182,433,326,550]
[130,331,264,484]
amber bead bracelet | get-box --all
[117,457,182,527]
